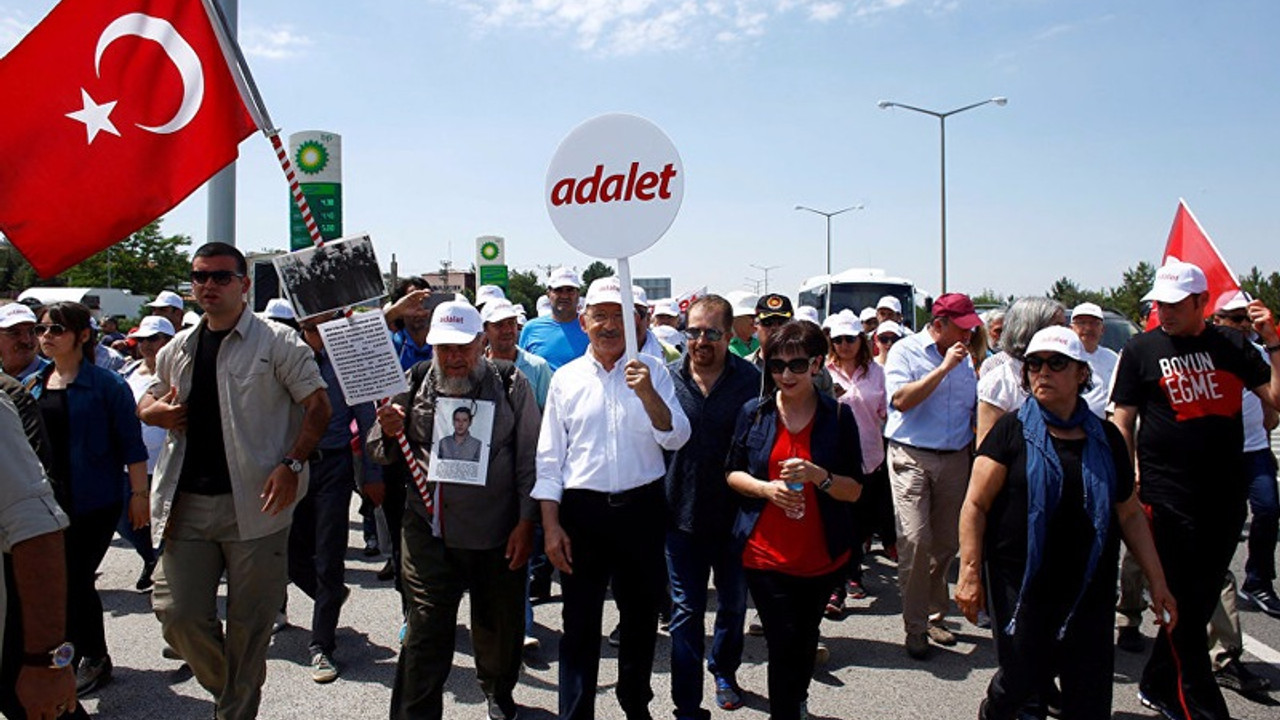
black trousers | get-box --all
[745,568,837,720]
[1141,497,1246,720]
[382,463,409,611]
[287,451,355,654]
[557,483,666,720]
[66,502,121,662]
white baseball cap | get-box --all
[828,318,860,339]
[132,315,175,339]
[536,296,552,317]
[876,320,904,338]
[795,306,821,326]
[1218,291,1251,312]
[1025,326,1085,362]
[584,277,624,306]
[1070,302,1104,321]
[858,307,878,323]
[182,311,201,328]
[652,299,680,318]
[631,285,649,307]
[475,285,506,308]
[729,293,758,318]
[426,300,483,345]
[147,290,184,310]
[548,267,582,289]
[0,303,38,329]
[264,298,296,321]
[481,298,520,325]
[877,295,902,314]
[1142,260,1208,304]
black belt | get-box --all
[566,479,663,507]
[889,440,966,455]
[310,446,352,462]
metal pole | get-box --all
[825,215,832,276]
[939,115,947,294]
[206,0,238,245]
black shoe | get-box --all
[486,694,520,720]
[1239,584,1280,618]
[362,540,381,557]
[136,560,156,592]
[76,655,113,695]
[528,575,551,603]
[1215,659,1272,696]
[376,559,395,582]
[1116,626,1144,653]
[607,625,621,648]
[1137,688,1181,720]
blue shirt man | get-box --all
[518,266,587,372]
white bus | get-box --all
[797,268,921,331]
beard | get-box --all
[432,356,486,396]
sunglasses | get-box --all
[757,315,789,328]
[876,334,898,345]
[1216,314,1249,324]
[190,270,244,286]
[831,335,860,345]
[684,327,725,342]
[1024,354,1073,373]
[33,323,68,336]
[765,357,814,375]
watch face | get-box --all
[52,642,75,668]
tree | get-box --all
[1239,266,1280,315]
[970,288,1013,308]
[1046,277,1105,308]
[1104,261,1157,324]
[506,269,545,316]
[64,220,191,296]
[581,261,614,287]
[0,242,57,294]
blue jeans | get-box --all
[665,529,747,720]
[1244,448,1279,589]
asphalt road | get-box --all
[74,499,1280,720]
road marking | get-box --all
[1243,631,1280,667]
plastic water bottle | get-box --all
[784,482,805,520]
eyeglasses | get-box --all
[876,335,898,345]
[765,357,814,375]
[684,327,724,342]
[190,270,244,286]
[1024,354,1073,373]
[756,316,789,328]
[33,323,68,336]
[831,335,859,345]
[0,326,35,338]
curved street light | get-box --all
[794,204,865,276]
[878,97,1007,292]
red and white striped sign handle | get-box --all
[268,128,432,513]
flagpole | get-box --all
[206,0,238,246]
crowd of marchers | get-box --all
[0,246,1278,720]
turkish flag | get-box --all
[0,0,258,277]
[1144,199,1242,330]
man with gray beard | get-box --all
[368,300,541,720]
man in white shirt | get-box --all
[1069,302,1119,418]
[533,277,691,720]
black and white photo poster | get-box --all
[273,234,385,318]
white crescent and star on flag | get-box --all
[65,12,206,144]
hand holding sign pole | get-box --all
[546,114,684,362]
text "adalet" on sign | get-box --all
[550,162,678,206]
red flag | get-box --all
[0,0,258,277]
[1144,199,1241,329]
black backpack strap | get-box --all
[406,359,431,402]
[490,358,518,399]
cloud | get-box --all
[444,0,931,55]
[241,25,313,60]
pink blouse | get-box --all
[827,359,887,474]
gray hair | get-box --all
[980,308,1007,349]
[1001,297,1065,358]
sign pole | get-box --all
[618,257,639,363]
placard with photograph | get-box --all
[429,398,494,486]
[273,233,385,318]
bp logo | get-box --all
[479,241,501,261]
[295,140,329,175]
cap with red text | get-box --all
[427,301,483,345]
[1142,260,1207,304]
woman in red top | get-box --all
[727,321,863,720]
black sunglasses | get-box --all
[1024,354,1073,373]
[684,328,724,342]
[33,323,68,336]
[757,315,789,328]
[831,335,860,345]
[190,270,244,286]
[765,357,814,375]
[876,334,898,345]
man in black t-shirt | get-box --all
[1111,261,1280,720]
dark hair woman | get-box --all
[27,301,149,695]
[726,320,864,720]
[956,327,1176,719]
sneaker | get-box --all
[905,632,929,659]
[714,676,744,710]
[1137,688,1181,720]
[1116,626,1144,653]
[747,614,764,636]
[75,655,113,695]
[136,560,156,592]
[814,642,829,666]
[1214,658,1271,695]
[846,580,868,600]
[486,693,520,720]
[310,652,338,683]
[272,610,289,634]
[607,625,621,648]
[522,635,540,652]
[824,592,843,619]
[927,622,957,646]
[1239,584,1280,618]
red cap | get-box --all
[932,293,983,331]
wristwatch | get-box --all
[23,641,75,669]
[818,473,834,493]
[281,457,305,474]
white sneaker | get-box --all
[522,635,540,651]
[311,652,338,683]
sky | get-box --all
[3,0,1279,303]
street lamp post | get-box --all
[749,264,780,295]
[794,205,864,276]
[877,96,1006,293]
